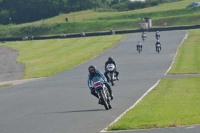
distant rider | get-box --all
[155,40,161,51]
[88,65,113,104]
[137,41,143,51]
[155,31,160,40]
[81,31,85,37]
[142,32,147,39]
[104,57,119,81]
[110,29,115,35]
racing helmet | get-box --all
[88,65,96,75]
[108,57,113,62]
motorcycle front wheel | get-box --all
[99,90,109,110]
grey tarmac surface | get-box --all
[0,46,24,82]
[0,31,196,133]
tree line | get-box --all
[0,0,112,24]
[0,0,177,25]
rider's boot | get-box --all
[98,99,103,105]
[110,94,114,100]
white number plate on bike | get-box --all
[93,81,102,88]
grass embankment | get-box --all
[2,13,200,38]
[0,0,198,37]
[0,35,126,78]
[108,29,200,131]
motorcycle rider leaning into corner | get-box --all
[104,57,119,82]
[155,40,161,51]
[137,41,143,51]
[88,65,113,104]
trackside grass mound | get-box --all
[0,0,198,37]
[2,13,200,38]
[0,35,126,78]
[108,76,200,130]
[108,29,200,130]
[169,29,200,74]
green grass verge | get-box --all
[108,76,200,130]
[169,29,200,74]
[0,35,126,78]
[98,8,199,20]
[0,84,11,88]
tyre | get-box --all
[110,72,114,86]
[108,104,112,109]
[99,90,109,110]
[139,47,141,53]
[106,91,112,109]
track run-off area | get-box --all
[1,31,199,133]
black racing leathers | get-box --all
[104,61,119,82]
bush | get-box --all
[150,1,159,6]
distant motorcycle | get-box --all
[110,30,115,35]
[156,36,160,40]
[92,76,112,110]
[81,32,85,37]
[142,37,146,41]
[142,34,147,41]
[22,36,28,41]
[106,63,117,86]
[156,44,161,53]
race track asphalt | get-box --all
[0,31,191,133]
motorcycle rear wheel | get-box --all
[110,72,114,86]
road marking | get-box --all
[0,77,45,86]
[164,32,188,75]
[101,80,161,132]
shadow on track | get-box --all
[39,109,105,114]
[146,53,161,54]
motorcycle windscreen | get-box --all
[92,76,103,89]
